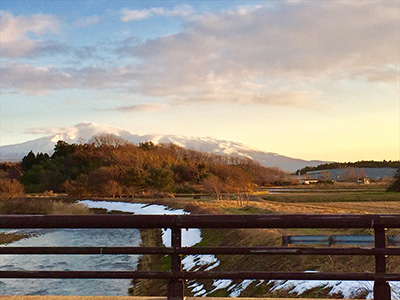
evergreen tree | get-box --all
[21,151,36,171]
[52,141,78,158]
[387,169,400,192]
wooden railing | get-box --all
[1,214,400,300]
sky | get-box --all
[0,0,399,162]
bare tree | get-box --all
[105,180,123,198]
[202,175,223,200]
[88,134,128,148]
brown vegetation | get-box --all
[0,197,91,215]
[13,135,289,199]
[0,232,26,245]
[129,229,167,296]
[0,178,24,199]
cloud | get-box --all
[2,2,398,109]
[0,11,61,57]
[0,63,139,93]
[73,15,100,27]
[121,4,193,22]
[107,103,169,112]
[125,1,398,106]
[1,63,74,93]
[74,46,98,60]
[121,9,151,21]
[24,126,72,135]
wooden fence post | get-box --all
[374,226,391,300]
[167,227,184,300]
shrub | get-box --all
[43,190,54,197]
[51,201,92,215]
[0,178,24,200]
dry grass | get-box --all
[56,185,398,215]
[0,232,26,245]
[174,187,400,215]
[0,198,92,215]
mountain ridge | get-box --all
[0,123,327,171]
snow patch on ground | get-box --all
[182,254,219,272]
[79,200,187,215]
[203,279,233,296]
[213,279,232,290]
[187,282,206,296]
[161,228,202,247]
[268,280,400,299]
[79,200,199,247]
[228,279,254,297]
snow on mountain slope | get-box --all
[0,123,326,171]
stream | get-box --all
[0,201,196,296]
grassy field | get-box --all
[172,186,400,214]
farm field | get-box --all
[259,187,400,214]
[152,185,400,215]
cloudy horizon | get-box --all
[1,1,399,162]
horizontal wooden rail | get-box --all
[0,246,174,255]
[2,214,400,300]
[1,214,400,229]
[2,270,400,281]
[2,246,400,256]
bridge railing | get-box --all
[1,214,400,300]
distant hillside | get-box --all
[0,123,327,171]
[298,161,400,175]
[12,139,290,196]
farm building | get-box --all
[306,168,397,182]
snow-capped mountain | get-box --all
[0,123,326,171]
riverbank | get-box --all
[0,232,26,245]
[129,229,167,296]
[0,197,91,215]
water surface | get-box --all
[0,200,191,296]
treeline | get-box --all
[1,134,290,199]
[297,160,400,175]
